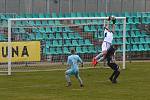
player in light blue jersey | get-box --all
[65,48,84,87]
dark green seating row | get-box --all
[45,39,93,47]
[44,45,97,55]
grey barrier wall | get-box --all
[0,0,150,14]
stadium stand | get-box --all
[0,12,150,61]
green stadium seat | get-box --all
[63,47,70,54]
[74,33,82,39]
[56,47,62,54]
[45,27,52,33]
[115,25,120,31]
[39,27,46,33]
[139,37,146,43]
[132,44,138,51]
[131,31,136,37]
[64,27,72,32]
[64,40,72,46]
[74,20,80,24]
[80,19,86,24]
[42,20,48,26]
[131,38,135,44]
[127,17,134,24]
[134,37,140,44]
[43,33,49,40]
[135,31,141,37]
[72,40,78,46]
[49,47,57,54]
[16,21,22,26]
[142,17,149,24]
[126,45,131,52]
[49,33,55,39]
[52,40,61,46]
[144,44,150,51]
[76,47,83,53]
[22,21,29,26]
[0,34,7,41]
[63,33,69,39]
[28,21,35,26]
[12,28,19,33]
[36,20,41,26]
[145,37,150,43]
[87,19,92,24]
[55,33,62,39]
[48,20,55,25]
[79,39,84,45]
[125,38,130,44]
[116,39,123,44]
[46,40,52,47]
[126,31,130,38]
[36,32,43,40]
[112,39,117,44]
[82,46,89,53]
[88,46,96,53]
[94,32,103,39]
[126,24,131,31]
[55,20,61,25]
[138,44,145,51]
[51,27,58,32]
[91,26,96,31]
[84,26,91,32]
[29,33,36,40]
[57,27,63,32]
[0,14,6,19]
[68,33,75,39]
[142,13,148,18]
[85,39,92,45]
[19,28,25,33]
[134,18,140,24]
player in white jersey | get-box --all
[65,48,84,87]
[92,16,116,67]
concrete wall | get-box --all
[0,0,149,14]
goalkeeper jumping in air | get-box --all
[92,16,116,67]
[65,48,84,87]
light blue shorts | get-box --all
[65,69,79,76]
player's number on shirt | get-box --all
[104,32,107,37]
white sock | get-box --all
[95,53,103,59]
[65,74,71,83]
[97,56,104,62]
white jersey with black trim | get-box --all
[103,28,113,44]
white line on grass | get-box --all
[12,67,100,73]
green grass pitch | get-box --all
[0,62,150,100]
